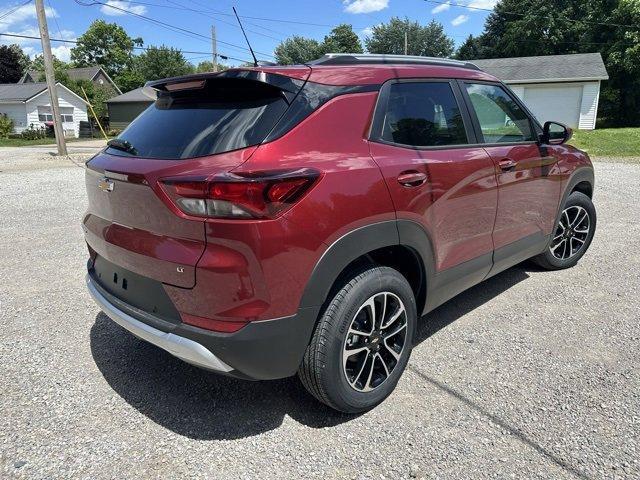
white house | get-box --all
[0,82,88,138]
[473,53,609,130]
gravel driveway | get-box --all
[1,153,638,479]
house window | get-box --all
[60,107,74,123]
[38,106,74,123]
[38,106,52,122]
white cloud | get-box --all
[0,26,75,60]
[431,1,450,14]
[343,0,389,14]
[466,0,498,9]
[1,27,41,46]
[361,26,374,37]
[21,46,36,58]
[100,0,147,16]
[51,44,72,62]
[0,3,57,26]
[451,14,469,26]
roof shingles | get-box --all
[0,83,48,102]
[472,53,609,82]
[106,87,155,103]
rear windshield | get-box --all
[106,78,289,160]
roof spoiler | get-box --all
[145,69,307,97]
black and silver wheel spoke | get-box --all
[342,292,407,392]
[549,205,590,260]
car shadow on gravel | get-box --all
[414,265,532,344]
[90,313,356,440]
[90,264,534,441]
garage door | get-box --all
[523,85,583,128]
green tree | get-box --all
[274,36,322,65]
[455,35,485,60]
[598,0,640,126]
[365,17,454,57]
[71,79,115,119]
[195,61,228,73]
[0,44,29,82]
[113,46,194,91]
[467,0,640,126]
[321,24,363,54]
[114,68,146,93]
[71,20,142,77]
[31,54,72,85]
[11,44,31,73]
[135,46,194,81]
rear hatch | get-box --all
[84,68,309,289]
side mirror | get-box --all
[540,121,573,145]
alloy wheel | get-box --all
[342,292,408,392]
[550,205,590,260]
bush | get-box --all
[107,129,121,137]
[20,124,47,140]
[0,114,14,138]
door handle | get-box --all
[397,171,427,187]
[498,158,517,172]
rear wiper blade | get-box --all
[107,138,138,155]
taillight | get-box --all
[159,168,320,219]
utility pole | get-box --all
[35,0,67,156]
[211,25,218,72]
[404,31,408,55]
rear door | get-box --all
[368,79,498,274]
[459,81,560,269]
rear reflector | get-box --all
[181,313,248,333]
[159,168,319,220]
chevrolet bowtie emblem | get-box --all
[98,177,114,193]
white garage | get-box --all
[473,53,609,130]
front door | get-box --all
[368,79,498,280]
[460,81,561,272]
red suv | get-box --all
[84,54,596,412]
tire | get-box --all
[298,266,417,413]
[532,191,596,270]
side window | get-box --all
[380,82,468,147]
[464,83,534,143]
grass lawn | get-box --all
[0,137,58,147]
[0,137,107,147]
[569,128,640,158]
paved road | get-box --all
[0,155,638,479]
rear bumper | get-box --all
[86,274,319,380]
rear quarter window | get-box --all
[106,78,289,160]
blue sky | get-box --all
[0,0,497,65]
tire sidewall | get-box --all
[544,191,597,268]
[323,267,416,412]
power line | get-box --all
[0,0,33,22]
[0,32,253,63]
[121,0,284,42]
[46,0,65,42]
[175,0,289,36]
[423,0,640,30]
[73,0,276,59]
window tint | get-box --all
[107,79,289,160]
[380,82,468,147]
[465,83,534,143]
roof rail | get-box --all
[309,53,480,71]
